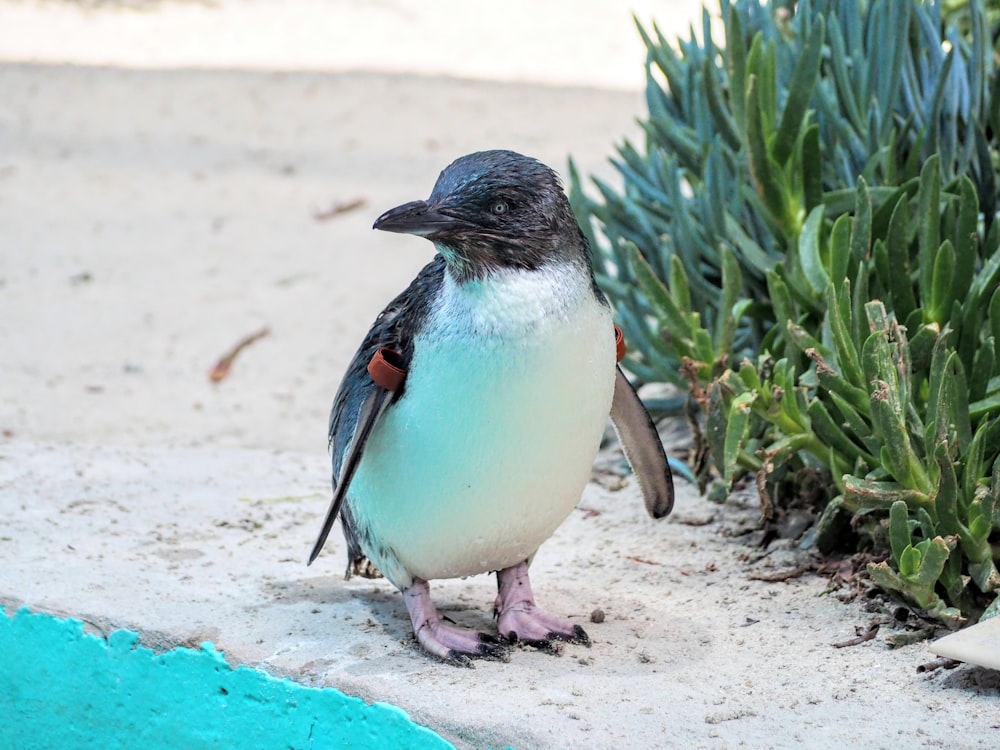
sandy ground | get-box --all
[1,2,998,748]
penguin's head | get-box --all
[373,150,589,283]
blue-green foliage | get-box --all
[572,0,996,386]
[571,0,1000,625]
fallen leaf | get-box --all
[209,327,270,383]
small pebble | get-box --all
[590,608,605,624]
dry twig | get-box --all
[916,657,961,673]
[832,622,880,648]
[209,327,270,383]
[749,563,814,582]
[313,197,367,221]
[626,555,662,566]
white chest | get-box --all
[348,265,616,587]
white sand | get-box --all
[1,2,997,748]
[0,0,711,89]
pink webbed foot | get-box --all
[494,561,590,652]
[403,579,509,667]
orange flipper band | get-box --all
[367,348,407,391]
[615,325,626,362]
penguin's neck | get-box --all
[429,259,603,340]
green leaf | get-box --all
[929,239,956,325]
[991,287,1000,372]
[966,493,999,590]
[766,270,795,358]
[969,337,995,405]
[822,373,873,423]
[907,322,940,375]
[737,359,762,392]
[970,243,1000,310]
[963,420,990,506]
[774,261,823,319]
[692,327,716,365]
[746,75,794,233]
[927,348,972,452]
[886,194,918,322]
[807,398,873,465]
[850,177,872,265]
[933,441,961,536]
[829,213,853,291]
[969,559,1000,595]
[702,55,742,151]
[788,324,827,357]
[724,391,756,488]
[706,380,730,478]
[715,245,743,358]
[862,316,932,494]
[850,266,869,352]
[725,6,747,135]
[909,537,952,589]
[798,205,829,295]
[825,15,863,133]
[669,254,691,312]
[872,238,890,292]
[951,177,978,304]
[926,329,952,438]
[899,545,922,578]
[627,243,693,342]
[842,476,930,513]
[970,392,1000,421]
[889,500,912,567]
[917,155,941,304]
[801,124,822,211]
[723,213,778,274]
[773,16,825,165]
[827,282,865,389]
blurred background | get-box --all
[0,0,704,454]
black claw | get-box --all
[517,625,590,653]
[477,632,511,661]
[505,625,589,653]
[479,642,511,662]
[545,625,589,646]
[524,637,563,654]
[446,650,475,668]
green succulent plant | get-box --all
[572,0,1000,624]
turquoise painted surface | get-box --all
[0,607,453,750]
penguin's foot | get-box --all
[495,561,590,651]
[402,579,510,667]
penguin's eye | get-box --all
[491,200,509,216]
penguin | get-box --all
[309,150,673,666]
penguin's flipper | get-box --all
[609,365,674,519]
[308,385,393,565]
[309,256,442,566]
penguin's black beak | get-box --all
[373,200,467,238]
